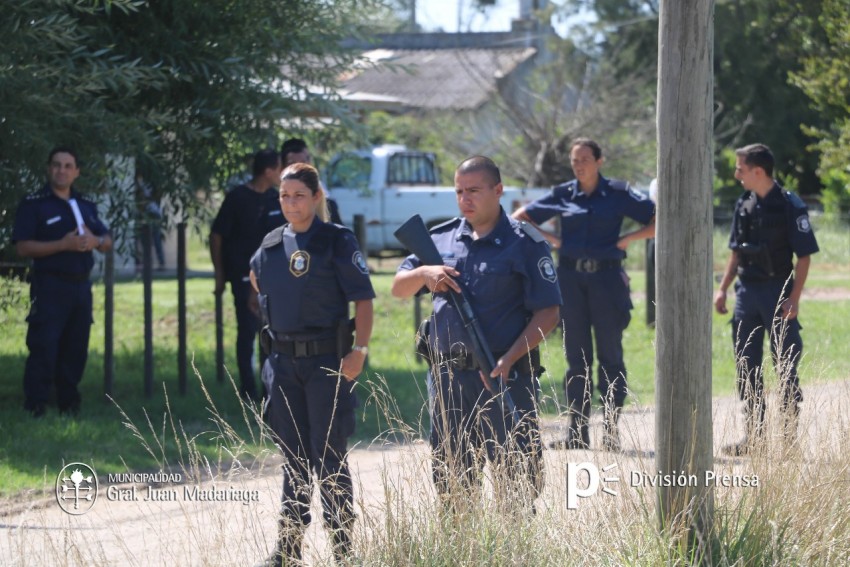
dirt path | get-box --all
[3,379,849,566]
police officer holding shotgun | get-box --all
[392,156,561,504]
[250,163,374,565]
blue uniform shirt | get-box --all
[398,208,562,354]
[12,185,109,276]
[251,217,375,335]
[212,184,285,281]
[523,176,655,261]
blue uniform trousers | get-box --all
[23,275,92,413]
[262,352,356,536]
[428,364,543,498]
[230,277,260,399]
[732,278,804,407]
[559,266,632,408]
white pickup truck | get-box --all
[325,145,550,254]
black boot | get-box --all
[258,521,304,567]
[602,405,622,452]
[781,399,800,449]
[724,399,765,457]
[331,526,353,565]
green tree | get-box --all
[577,0,828,196]
[790,0,850,212]
[1,0,383,251]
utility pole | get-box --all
[655,0,715,556]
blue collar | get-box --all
[455,207,510,246]
[571,175,609,199]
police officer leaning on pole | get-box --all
[513,138,655,452]
[12,146,113,417]
[210,148,284,402]
[714,143,819,456]
[392,156,561,505]
[250,162,374,566]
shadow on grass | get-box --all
[0,353,434,496]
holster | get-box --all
[336,318,356,359]
[415,318,431,361]
[260,326,273,356]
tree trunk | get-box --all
[656,0,715,553]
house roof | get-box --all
[339,47,536,112]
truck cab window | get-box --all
[328,156,371,190]
[387,154,437,185]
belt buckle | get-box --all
[578,258,597,273]
[294,341,308,358]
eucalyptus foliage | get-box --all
[0,0,383,252]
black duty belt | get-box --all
[272,337,337,358]
[562,257,622,273]
[438,349,539,375]
[36,271,90,283]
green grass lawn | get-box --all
[1,220,848,496]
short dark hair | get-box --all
[569,138,602,160]
[281,138,308,163]
[456,155,501,186]
[47,146,79,167]
[252,148,281,178]
[735,143,774,177]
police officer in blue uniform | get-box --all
[393,156,561,504]
[210,148,285,401]
[250,163,374,565]
[513,138,655,451]
[280,138,343,225]
[12,147,113,417]
[714,143,819,455]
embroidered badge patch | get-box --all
[352,251,369,275]
[290,250,310,277]
[796,215,811,233]
[538,257,557,283]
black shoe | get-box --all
[27,405,47,419]
[58,402,81,417]
[722,438,751,457]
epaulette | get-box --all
[784,190,807,209]
[261,225,285,248]
[429,217,462,234]
[24,189,50,201]
[518,221,546,243]
[607,179,629,192]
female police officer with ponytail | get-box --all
[250,162,374,566]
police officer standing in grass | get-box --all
[513,138,655,452]
[392,156,561,505]
[210,148,284,401]
[12,146,113,417]
[251,163,374,565]
[281,137,343,225]
[714,143,819,456]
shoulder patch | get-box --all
[261,226,285,248]
[519,221,546,243]
[537,256,557,283]
[796,215,812,233]
[352,251,369,275]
